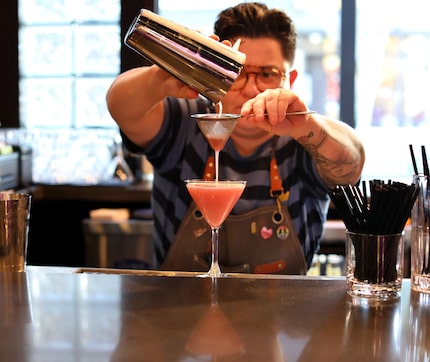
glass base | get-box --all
[347,277,401,301]
[197,272,228,278]
[198,263,225,278]
[412,272,430,293]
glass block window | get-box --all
[18,0,121,129]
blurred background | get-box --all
[1,0,428,185]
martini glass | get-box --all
[191,114,240,181]
[185,179,246,278]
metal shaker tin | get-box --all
[124,9,246,104]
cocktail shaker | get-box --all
[124,9,246,104]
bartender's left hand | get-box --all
[241,89,313,136]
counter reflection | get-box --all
[28,272,121,361]
[3,271,430,361]
[404,291,430,361]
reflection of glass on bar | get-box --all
[186,277,244,357]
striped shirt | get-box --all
[121,96,330,268]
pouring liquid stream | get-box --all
[194,102,238,182]
[214,101,223,182]
[203,101,225,182]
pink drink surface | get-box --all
[207,136,228,152]
[186,181,245,228]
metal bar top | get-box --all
[0,267,428,361]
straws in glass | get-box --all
[330,180,419,283]
[330,180,419,235]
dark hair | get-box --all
[214,2,297,65]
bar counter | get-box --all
[1,267,429,361]
[27,181,153,203]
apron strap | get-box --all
[270,136,284,197]
[202,136,284,197]
[203,155,215,180]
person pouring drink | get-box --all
[106,2,365,274]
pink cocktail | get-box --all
[185,179,246,277]
[186,181,245,227]
[206,136,227,152]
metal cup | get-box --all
[124,9,246,104]
[0,192,32,272]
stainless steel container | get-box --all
[124,9,246,104]
[0,192,32,272]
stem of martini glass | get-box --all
[215,150,219,182]
[208,226,222,278]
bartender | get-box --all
[106,2,365,273]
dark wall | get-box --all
[121,0,155,72]
[1,2,19,128]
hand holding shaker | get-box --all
[124,9,246,104]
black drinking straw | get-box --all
[410,144,419,175]
[330,181,418,234]
[361,180,368,206]
[330,185,361,232]
[422,145,429,177]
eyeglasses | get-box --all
[231,66,286,91]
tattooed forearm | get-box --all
[297,129,328,156]
[297,126,364,187]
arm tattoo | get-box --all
[297,129,328,157]
[297,127,360,186]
